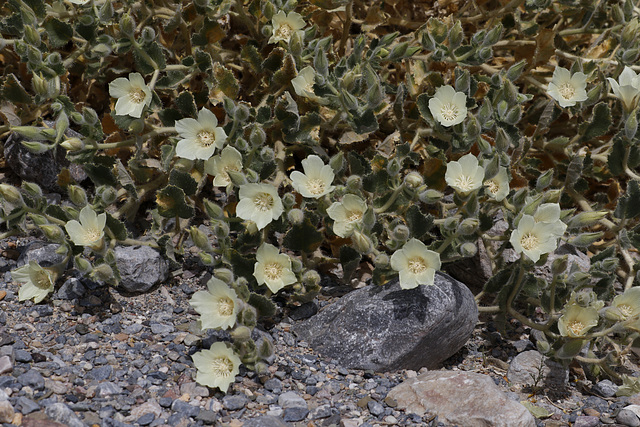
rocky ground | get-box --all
[2,236,640,427]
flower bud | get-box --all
[199,252,215,265]
[504,106,522,125]
[245,168,259,183]
[427,18,449,43]
[214,268,234,284]
[419,189,442,203]
[99,0,114,22]
[287,208,304,224]
[260,147,275,162]
[245,222,259,235]
[585,83,603,106]
[346,175,362,191]
[512,188,528,208]
[141,26,155,43]
[128,119,145,134]
[392,224,410,242]
[27,213,46,226]
[60,137,84,151]
[600,257,619,272]
[374,253,389,268]
[24,25,41,45]
[21,182,42,197]
[203,199,223,219]
[569,271,591,287]
[254,361,269,374]
[622,48,639,63]
[458,218,479,235]
[40,225,64,242]
[404,171,424,189]
[32,73,48,97]
[621,18,639,49]
[611,4,625,24]
[120,13,136,38]
[362,207,376,229]
[626,111,638,140]
[235,104,250,122]
[567,232,603,248]
[443,217,459,231]
[231,326,252,342]
[27,45,42,65]
[262,1,275,20]
[567,211,607,229]
[448,21,464,50]
[460,242,477,257]
[92,264,114,282]
[282,192,296,209]
[98,186,117,205]
[249,126,266,147]
[387,158,402,176]
[483,23,502,46]
[0,184,23,205]
[68,185,88,206]
[291,257,303,273]
[302,270,321,288]
[290,31,303,56]
[239,306,257,328]
[330,152,345,173]
[190,226,213,251]
[496,101,509,120]
[535,169,554,190]
[352,230,372,253]
[551,255,569,275]
[478,47,493,62]
[214,222,230,240]
[75,255,92,273]
[21,140,50,154]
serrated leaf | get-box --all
[229,249,256,281]
[416,93,432,123]
[212,63,239,100]
[348,151,371,175]
[263,47,285,72]
[194,49,212,71]
[156,185,194,218]
[133,41,166,74]
[169,169,197,196]
[2,74,32,104]
[349,109,378,134]
[564,155,583,190]
[158,108,182,127]
[340,246,361,282]
[176,92,197,118]
[115,159,137,199]
[84,163,117,187]
[44,204,70,222]
[582,102,611,141]
[615,180,640,219]
[241,44,263,72]
[283,219,324,252]
[105,212,128,240]
[362,169,390,193]
[248,293,277,317]
[484,266,514,294]
[406,205,433,239]
[43,17,73,47]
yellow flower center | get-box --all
[276,23,293,40]
[197,130,217,148]
[34,270,53,289]
[220,164,240,183]
[217,297,235,316]
[129,88,146,104]
[558,83,576,100]
[567,320,585,336]
[440,103,460,122]
[619,304,634,318]
[346,210,363,223]
[211,356,234,376]
[454,175,475,192]
[84,227,103,243]
[407,257,427,275]
[520,233,539,251]
[306,178,326,195]
[253,192,274,211]
[303,81,314,93]
[486,180,499,195]
[264,262,283,281]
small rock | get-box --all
[617,409,640,427]
[574,416,600,427]
[0,400,14,424]
[0,356,12,374]
[95,382,122,397]
[283,407,309,422]
[136,412,155,426]
[289,301,318,320]
[507,350,568,391]
[243,415,291,427]
[171,399,200,417]
[17,369,45,390]
[86,365,113,381]
[264,378,283,393]
[150,323,175,334]
[196,410,218,425]
[16,397,40,414]
[278,391,307,409]
[367,400,384,416]
[583,396,609,414]
[593,380,618,398]
[14,349,32,363]
[45,402,86,427]
[115,246,169,293]
[222,395,248,411]
[309,404,333,420]
[55,278,87,300]
[124,323,144,334]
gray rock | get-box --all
[593,379,618,398]
[387,370,535,427]
[196,410,218,425]
[367,400,385,416]
[278,391,307,409]
[124,323,144,334]
[86,365,113,381]
[15,396,40,414]
[136,413,155,426]
[45,402,87,427]
[0,356,11,375]
[507,350,568,391]
[14,349,32,363]
[95,382,123,397]
[264,378,283,393]
[617,409,640,427]
[243,416,291,427]
[283,407,309,422]
[294,274,477,371]
[17,369,45,390]
[171,399,200,417]
[309,404,333,419]
[222,394,248,411]
[150,323,175,334]
[115,246,169,293]
[55,277,87,300]
[573,416,600,427]
[16,242,67,268]
[0,400,14,424]
[583,395,609,413]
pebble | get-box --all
[17,369,45,390]
[0,356,12,374]
[222,394,248,411]
[574,415,601,427]
[593,379,618,398]
[618,409,640,427]
[367,400,385,416]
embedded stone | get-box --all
[115,245,169,293]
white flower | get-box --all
[609,287,640,322]
[236,184,284,230]
[67,0,89,4]
[190,277,240,330]
[532,203,567,238]
[253,243,297,293]
[547,67,588,108]
[269,10,305,44]
[204,146,243,187]
[509,214,561,262]
[607,66,640,113]
[12,261,57,303]
[292,67,316,98]
[192,342,241,392]
[65,206,107,251]
[428,85,467,127]
[558,304,599,338]
[390,238,441,289]
[108,73,152,118]
[484,167,510,202]
[445,153,485,194]
[175,108,227,161]
[290,155,335,199]
[326,194,367,238]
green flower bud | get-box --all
[512,188,528,209]
[611,4,625,24]
[60,137,84,151]
[120,13,136,38]
[600,257,619,272]
[330,152,345,173]
[374,253,389,268]
[68,185,88,206]
[227,170,248,186]
[99,0,114,22]
[626,111,638,140]
[214,222,230,240]
[235,104,250,122]
[245,222,259,235]
[290,31,303,56]
[427,18,448,43]
[419,189,442,203]
[203,199,223,219]
[282,192,296,209]
[21,182,42,197]
[458,218,479,235]
[535,169,554,190]
[483,23,502,46]
[467,116,481,140]
[585,83,603,106]
[40,225,64,242]
[21,140,50,154]
[214,268,234,284]
[460,242,477,257]
[27,46,42,65]
[443,217,459,231]
[231,326,252,342]
[504,106,522,125]
[249,126,266,147]
[551,255,569,275]
[239,306,257,328]
[98,186,117,205]
[245,168,259,183]
[287,208,304,225]
[128,119,145,134]
[260,147,275,162]
[262,1,275,21]
[199,252,215,265]
[92,264,114,282]
[352,230,372,253]
[448,21,464,49]
[567,232,603,248]
[404,171,424,189]
[392,224,410,242]
[621,18,639,49]
[506,59,527,81]
[141,27,155,43]
[302,270,321,288]
[190,226,212,251]
[569,271,591,287]
[622,48,639,63]
[387,158,402,177]
[75,256,92,273]
[362,206,376,229]
[254,361,269,375]
[262,25,273,39]
[31,73,48,97]
[291,257,303,273]
[567,211,607,229]
[236,137,250,152]
[346,175,362,191]
[0,184,23,205]
[24,25,40,45]
[28,213,46,226]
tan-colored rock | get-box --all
[0,400,15,424]
[388,370,536,427]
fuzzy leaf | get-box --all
[340,246,361,282]
[2,74,32,104]
[229,249,256,281]
[133,41,166,74]
[248,293,277,317]
[43,17,73,47]
[169,169,197,196]
[213,63,239,100]
[194,49,212,71]
[45,204,70,222]
[176,92,197,118]
[581,102,611,141]
[406,205,433,239]
[84,163,117,187]
[105,213,128,241]
[156,185,194,218]
[283,219,324,252]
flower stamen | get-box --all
[217,297,235,316]
[306,178,326,195]
[210,356,234,377]
[567,320,585,336]
[440,103,460,122]
[520,233,539,251]
[407,257,427,275]
[264,262,283,281]
[197,130,216,148]
[254,193,274,212]
[129,88,146,104]
[558,83,576,100]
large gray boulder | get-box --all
[388,370,536,427]
[115,245,169,293]
[293,273,478,371]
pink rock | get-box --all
[0,356,12,375]
[387,370,535,427]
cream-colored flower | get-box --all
[204,146,243,187]
[253,243,297,293]
[236,184,284,230]
[607,66,640,113]
[390,238,441,289]
[175,108,227,161]
[67,0,89,4]
[428,85,467,127]
[326,194,367,238]
[558,304,599,338]
[190,277,240,330]
[12,261,57,303]
[445,153,485,194]
[269,10,305,44]
[65,206,106,251]
[533,203,567,238]
[108,73,152,118]
[484,167,510,202]
[290,155,335,199]
[547,67,588,108]
[292,67,316,98]
[192,342,241,392]
[608,287,640,322]
[509,214,561,262]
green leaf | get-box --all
[176,92,197,118]
[2,74,32,104]
[169,169,197,196]
[241,44,263,72]
[248,293,277,317]
[263,47,285,72]
[133,41,166,74]
[213,63,239,99]
[416,93,432,123]
[521,401,552,419]
[84,163,117,187]
[105,213,128,240]
[615,180,640,219]
[283,219,324,252]
[161,145,176,171]
[555,339,586,359]
[485,266,514,294]
[347,151,371,175]
[406,205,433,239]
[260,161,277,180]
[340,246,361,282]
[229,249,256,281]
[581,102,611,141]
[564,155,583,190]
[44,205,70,222]
[362,169,390,193]
[156,185,194,218]
[194,49,212,71]
[23,0,46,18]
[158,108,183,127]
[43,17,73,47]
